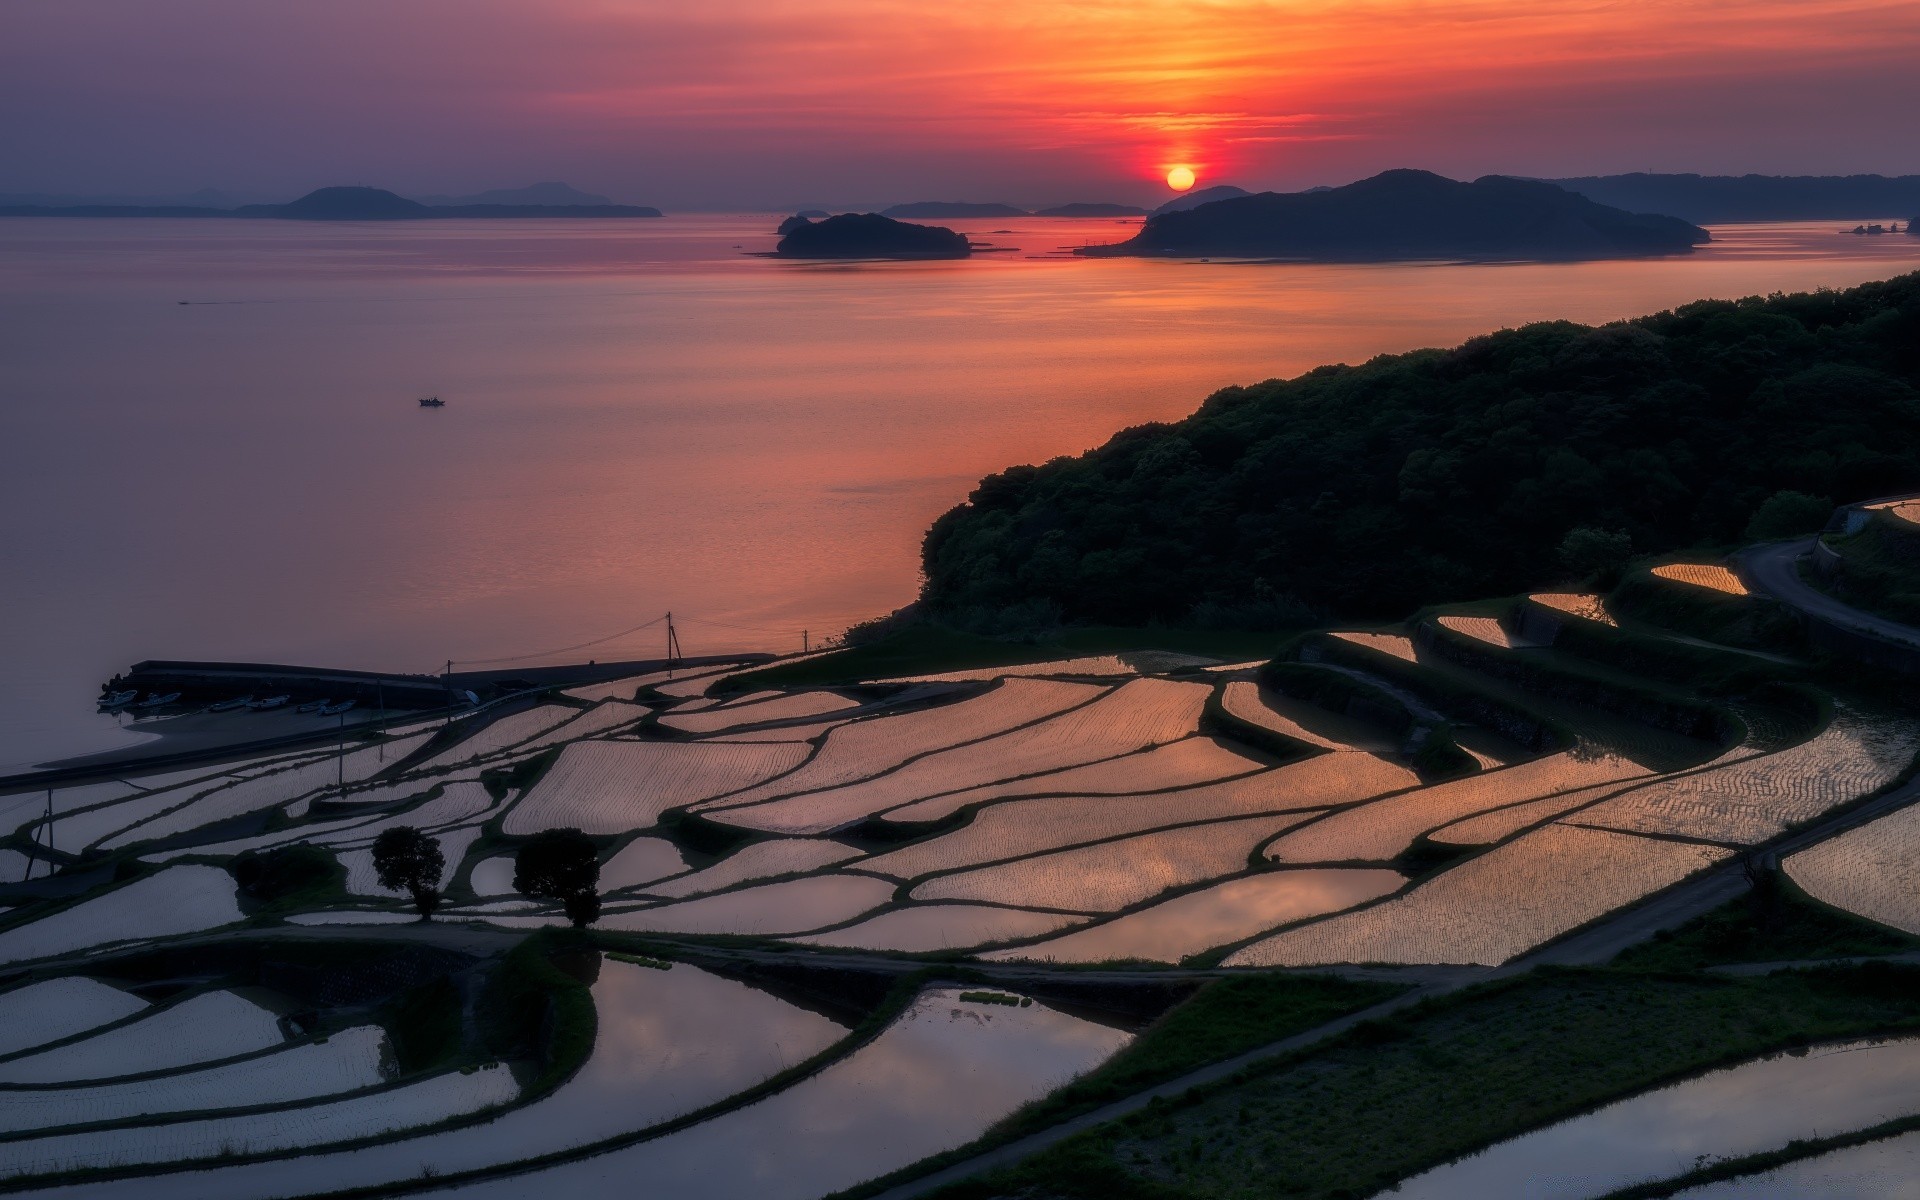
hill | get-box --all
[880,201,1029,219]
[1151,184,1250,215]
[919,271,1920,628]
[1034,202,1149,217]
[774,213,970,259]
[1083,170,1707,261]
[2,186,661,220]
[1551,173,1920,224]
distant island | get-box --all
[1079,170,1708,261]
[919,270,1920,628]
[1033,202,1148,217]
[1150,184,1249,215]
[880,201,1029,219]
[411,182,615,207]
[1549,173,1920,224]
[774,213,970,259]
[0,185,662,220]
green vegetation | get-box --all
[379,976,466,1073]
[935,964,1920,1200]
[1606,566,1801,651]
[1614,872,1920,972]
[921,272,1920,629]
[837,974,1402,1200]
[371,826,445,919]
[959,990,1032,1007]
[477,932,598,1095]
[229,844,345,915]
[512,828,602,928]
[1822,510,1920,625]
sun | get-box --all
[1165,166,1197,192]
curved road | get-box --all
[1737,537,1920,649]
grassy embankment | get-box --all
[925,962,1920,1200]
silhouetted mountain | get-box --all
[777,215,812,235]
[2,185,661,220]
[775,213,970,259]
[1034,202,1149,217]
[1151,185,1249,215]
[794,209,830,219]
[1086,170,1708,261]
[1550,173,1920,224]
[238,187,431,220]
[414,182,614,207]
[880,201,1029,219]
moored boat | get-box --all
[247,694,292,710]
[208,696,253,712]
[418,395,445,407]
[98,689,138,710]
[296,698,329,714]
[136,691,182,709]
[317,699,357,715]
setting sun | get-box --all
[1166,166,1196,191]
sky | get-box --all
[4,0,1919,210]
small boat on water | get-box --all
[318,699,357,716]
[296,699,329,714]
[98,690,138,710]
[247,695,292,711]
[209,696,253,712]
[137,692,182,709]
[418,396,445,408]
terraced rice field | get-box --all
[1426,776,1660,846]
[1528,592,1618,626]
[645,838,858,898]
[0,865,245,966]
[789,904,1088,952]
[0,1062,519,1179]
[0,976,147,1058]
[1668,1129,1920,1197]
[503,740,811,835]
[1395,1036,1920,1199]
[513,700,650,751]
[885,736,1271,823]
[601,874,896,935]
[1577,711,1920,844]
[1786,802,1920,934]
[0,989,285,1083]
[1650,562,1749,595]
[1227,824,1730,966]
[988,868,1405,964]
[0,1026,389,1134]
[599,837,691,890]
[700,679,1105,810]
[708,679,1211,835]
[1433,614,1524,649]
[866,756,1413,881]
[405,987,1131,1200]
[412,706,584,771]
[913,813,1321,913]
[339,826,483,897]
[1264,752,1646,864]
[1221,681,1364,750]
[1329,631,1418,661]
[659,690,862,734]
[873,652,1212,683]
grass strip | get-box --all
[830,972,1403,1200]
[933,962,1920,1200]
[1612,873,1920,973]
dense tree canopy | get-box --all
[515,828,602,928]
[371,827,445,919]
[921,272,1920,628]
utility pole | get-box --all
[337,706,347,790]
[376,680,385,760]
[25,788,52,880]
[803,630,809,654]
[443,660,453,729]
[665,612,682,665]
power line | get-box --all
[449,614,667,668]
[673,614,807,636]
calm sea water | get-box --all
[3,214,1918,770]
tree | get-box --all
[1557,526,1633,584]
[1745,490,1833,542]
[514,828,602,928]
[371,827,444,920]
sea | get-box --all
[3,212,1918,770]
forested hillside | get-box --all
[921,273,1920,628]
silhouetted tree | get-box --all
[1557,527,1633,583]
[372,827,444,920]
[515,828,602,928]
[1746,490,1834,542]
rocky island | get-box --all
[1082,170,1708,261]
[774,212,971,259]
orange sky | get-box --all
[4,0,1919,206]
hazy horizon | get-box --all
[5,0,1919,212]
